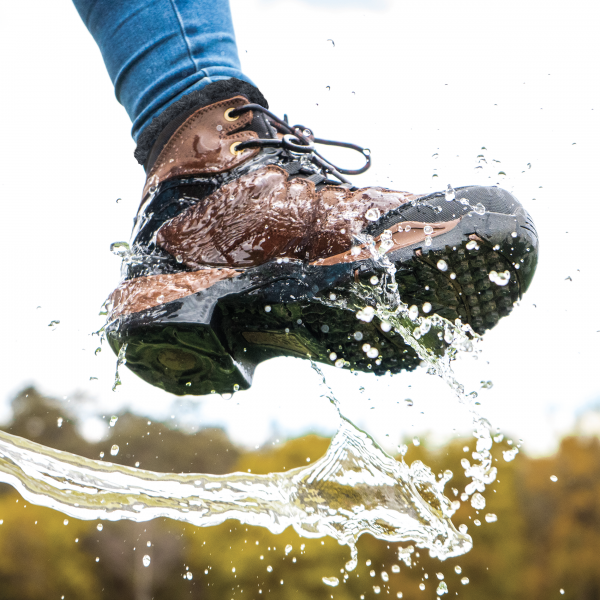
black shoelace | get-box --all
[229,104,371,185]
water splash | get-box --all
[0,413,471,567]
[318,230,499,505]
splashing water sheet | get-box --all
[0,409,470,570]
[0,222,507,574]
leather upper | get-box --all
[142,96,260,200]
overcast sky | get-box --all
[0,0,598,456]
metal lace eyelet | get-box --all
[230,141,245,156]
[224,108,240,122]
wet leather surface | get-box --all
[142,97,260,200]
[311,219,461,266]
[109,268,239,320]
[157,165,418,268]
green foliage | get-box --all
[0,387,599,599]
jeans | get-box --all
[72,0,252,141]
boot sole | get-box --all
[106,190,538,395]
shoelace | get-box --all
[229,104,371,185]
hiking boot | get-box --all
[105,79,538,395]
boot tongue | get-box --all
[245,110,277,139]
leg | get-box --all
[72,0,254,141]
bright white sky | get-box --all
[0,0,598,456]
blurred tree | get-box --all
[1,387,599,599]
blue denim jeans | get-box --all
[72,0,253,141]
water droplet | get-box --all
[489,270,511,286]
[419,583,426,591]
[329,293,337,301]
[110,241,131,259]
[503,448,519,462]
[285,544,293,555]
[353,331,363,341]
[460,198,470,205]
[321,324,330,333]
[329,352,337,361]
[445,185,455,201]
[381,571,389,582]
[461,577,470,585]
[365,208,381,221]
[97,523,103,531]
[398,444,408,456]
[550,475,558,482]
[143,555,151,567]
[109,416,118,427]
[560,589,565,595]
[459,524,468,534]
[436,581,448,595]
[473,203,486,215]
[63,519,69,526]
[267,565,273,573]
[110,445,119,456]
[380,321,392,332]
[425,236,432,246]
[356,306,375,322]
[422,302,432,314]
[511,231,518,238]
[366,347,379,359]
[454,566,462,574]
[48,320,60,327]
[370,275,379,285]
[373,586,381,594]
[351,245,362,256]
[437,259,448,272]
[264,305,271,313]
[423,225,434,235]
[334,358,345,368]
[186,572,193,580]
[471,493,486,511]
[485,513,497,523]
[413,436,421,446]
[466,240,478,250]
[57,417,63,428]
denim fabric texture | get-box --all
[72,0,253,141]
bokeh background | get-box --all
[0,0,599,597]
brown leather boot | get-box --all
[105,79,538,395]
